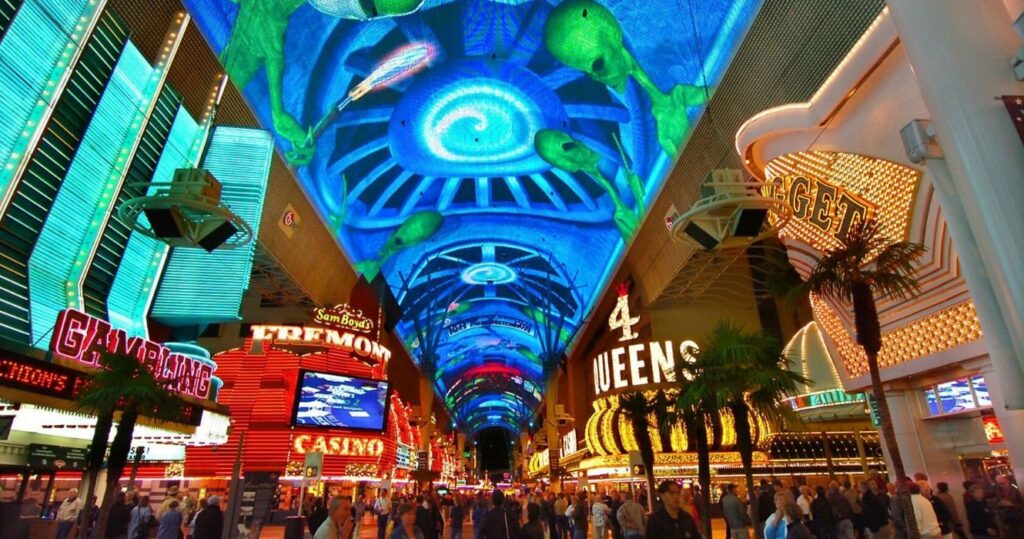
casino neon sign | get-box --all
[49,309,214,400]
[292,434,385,457]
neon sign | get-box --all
[764,175,873,242]
[785,389,865,411]
[982,414,1005,445]
[591,285,698,396]
[312,304,374,333]
[292,434,386,457]
[49,309,214,400]
[250,324,391,365]
[0,356,77,399]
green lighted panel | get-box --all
[65,18,185,310]
[0,0,105,213]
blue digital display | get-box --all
[293,371,391,431]
[183,0,760,433]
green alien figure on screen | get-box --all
[534,129,641,241]
[355,210,443,281]
[221,0,424,165]
[544,0,707,156]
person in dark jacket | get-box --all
[309,499,329,537]
[106,491,133,539]
[966,485,999,539]
[811,486,837,539]
[860,482,890,539]
[415,496,437,539]
[785,504,813,539]
[571,491,589,539]
[646,480,702,539]
[480,490,519,539]
[827,482,855,539]
[758,481,777,534]
[522,503,545,539]
[192,496,223,539]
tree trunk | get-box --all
[94,406,139,539]
[77,409,114,539]
[694,413,713,539]
[633,418,657,512]
[731,401,758,527]
[855,284,919,539]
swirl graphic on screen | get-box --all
[422,83,538,165]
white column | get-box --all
[886,0,1024,408]
[979,366,1024,480]
[882,390,929,480]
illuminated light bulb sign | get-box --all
[763,175,873,244]
[292,434,386,457]
[49,309,213,400]
[592,283,699,397]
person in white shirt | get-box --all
[796,487,813,524]
[591,495,611,539]
[375,490,392,539]
[56,488,84,539]
[910,483,942,539]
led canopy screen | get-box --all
[293,370,391,431]
[183,0,760,434]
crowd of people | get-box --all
[51,485,224,539]
[741,473,1023,539]
[49,472,1021,539]
[333,480,701,539]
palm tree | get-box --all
[77,351,179,538]
[72,399,115,539]
[804,219,923,480]
[680,321,807,525]
[619,392,657,510]
[804,219,925,538]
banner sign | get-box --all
[28,444,88,470]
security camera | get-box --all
[555,414,574,428]
[900,120,941,164]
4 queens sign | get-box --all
[49,309,214,400]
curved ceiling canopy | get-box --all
[185,0,760,434]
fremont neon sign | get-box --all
[250,324,391,365]
[49,309,214,400]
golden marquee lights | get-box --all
[763,151,919,252]
[762,150,983,378]
[811,294,983,377]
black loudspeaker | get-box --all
[733,208,768,237]
[683,221,719,251]
[144,207,184,238]
[196,219,238,252]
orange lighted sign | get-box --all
[292,434,385,457]
[982,414,1005,444]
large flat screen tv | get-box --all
[292,370,390,431]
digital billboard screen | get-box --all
[293,370,390,431]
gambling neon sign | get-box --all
[49,309,214,400]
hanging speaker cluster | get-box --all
[119,168,253,252]
[670,169,791,251]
